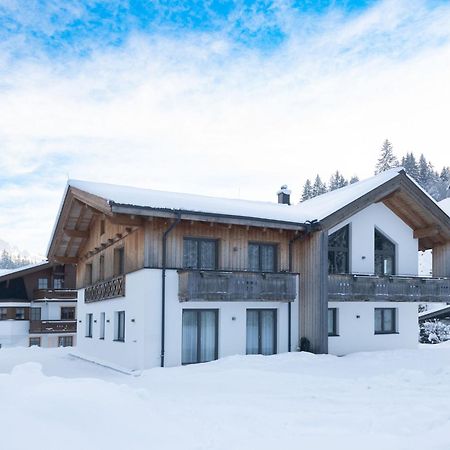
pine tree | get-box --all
[301,179,313,201]
[329,171,348,191]
[375,139,398,174]
[417,154,430,188]
[349,175,359,184]
[312,175,327,198]
[401,152,419,181]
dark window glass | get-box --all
[99,256,105,281]
[246,309,277,355]
[15,308,25,320]
[53,277,64,289]
[30,307,41,321]
[0,308,8,320]
[115,311,125,342]
[61,307,75,320]
[58,336,73,347]
[29,337,41,347]
[374,229,396,275]
[114,247,125,276]
[38,278,48,289]
[99,312,105,339]
[328,225,349,274]
[182,310,218,364]
[248,243,277,272]
[85,264,93,286]
[328,308,338,336]
[375,308,397,334]
[183,238,217,270]
[86,313,93,338]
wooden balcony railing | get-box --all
[33,289,77,300]
[178,270,297,302]
[84,275,126,303]
[29,320,77,334]
[329,274,450,302]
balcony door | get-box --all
[246,309,277,355]
[182,310,218,364]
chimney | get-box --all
[277,185,291,205]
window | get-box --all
[30,307,41,321]
[0,308,8,320]
[114,247,125,276]
[114,311,125,342]
[61,307,75,320]
[182,310,218,364]
[38,278,48,289]
[29,337,41,347]
[328,308,338,336]
[85,263,93,286]
[58,336,73,347]
[375,308,397,334]
[99,312,105,340]
[85,313,93,338]
[246,309,277,355]
[100,219,105,236]
[53,276,64,289]
[248,243,277,272]
[183,238,218,270]
[374,229,396,276]
[99,255,105,281]
[15,308,25,320]
[328,225,349,274]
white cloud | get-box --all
[0,0,450,254]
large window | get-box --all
[246,309,277,355]
[328,225,349,274]
[182,310,218,364]
[61,307,75,320]
[114,247,125,276]
[58,336,73,347]
[38,278,48,289]
[114,311,125,342]
[248,243,277,272]
[99,312,106,340]
[328,308,338,336]
[85,313,93,338]
[29,337,41,347]
[375,308,397,334]
[374,229,396,276]
[53,276,64,289]
[183,238,218,270]
[30,307,41,321]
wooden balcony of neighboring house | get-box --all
[178,270,297,302]
[29,320,77,334]
[33,289,77,301]
[329,274,450,303]
[84,274,126,303]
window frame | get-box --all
[182,309,219,365]
[248,242,278,273]
[374,308,397,335]
[30,307,41,321]
[183,237,219,270]
[246,308,277,355]
[58,336,73,347]
[38,278,49,289]
[99,312,106,340]
[29,337,41,347]
[374,228,396,276]
[15,307,25,320]
[85,263,93,286]
[114,311,125,342]
[328,225,350,274]
[0,307,8,320]
[99,255,105,281]
[114,247,125,276]
[85,313,93,338]
[328,308,338,336]
[61,307,75,320]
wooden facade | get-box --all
[433,243,450,278]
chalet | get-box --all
[46,168,450,371]
[0,262,77,348]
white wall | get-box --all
[76,269,299,371]
[0,320,29,348]
[328,301,418,355]
[35,301,77,320]
[329,203,419,276]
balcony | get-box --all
[33,289,77,300]
[29,320,77,334]
[329,274,450,302]
[178,270,297,302]
[84,275,126,303]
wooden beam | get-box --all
[414,226,441,239]
[53,256,78,264]
[63,228,89,239]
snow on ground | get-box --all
[1,346,450,450]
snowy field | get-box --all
[1,346,450,450]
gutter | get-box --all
[160,213,182,368]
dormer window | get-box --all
[374,229,396,276]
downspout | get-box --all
[161,213,182,368]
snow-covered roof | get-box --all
[0,261,50,280]
[68,168,406,225]
[439,198,450,216]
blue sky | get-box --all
[0,0,449,254]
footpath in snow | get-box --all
[1,344,450,450]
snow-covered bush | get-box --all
[419,320,450,344]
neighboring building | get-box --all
[46,168,450,372]
[419,305,450,325]
[0,262,77,348]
